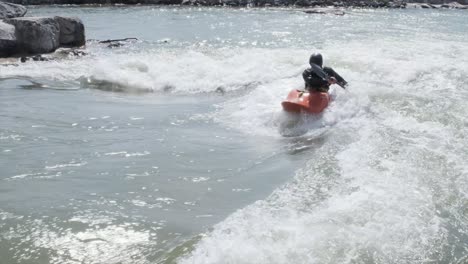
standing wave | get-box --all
[178,37,468,264]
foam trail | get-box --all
[178,113,449,264]
[1,47,309,94]
[180,36,468,264]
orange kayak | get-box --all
[281,89,330,114]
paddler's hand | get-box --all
[328,77,337,85]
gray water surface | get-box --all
[1,6,468,264]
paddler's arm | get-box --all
[323,67,348,88]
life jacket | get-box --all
[303,64,330,92]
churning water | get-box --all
[0,6,467,264]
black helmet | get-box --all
[309,53,323,67]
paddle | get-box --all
[329,77,347,89]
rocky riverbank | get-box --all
[1,0,407,7]
[2,0,468,8]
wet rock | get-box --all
[20,54,49,63]
[215,86,225,94]
[407,3,438,8]
[98,37,137,48]
[1,16,85,57]
[303,7,345,15]
[163,85,175,92]
[5,17,60,54]
[261,0,295,6]
[182,0,222,5]
[107,42,124,48]
[0,21,16,57]
[98,37,138,44]
[294,0,315,7]
[387,1,406,8]
[55,48,88,57]
[55,16,85,47]
[441,2,467,8]
[424,0,442,3]
[0,2,27,19]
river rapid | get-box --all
[0,6,467,264]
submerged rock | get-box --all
[0,2,27,19]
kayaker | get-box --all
[302,53,348,92]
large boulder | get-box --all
[0,21,17,57]
[6,17,60,54]
[0,16,85,57]
[54,16,85,47]
[0,2,27,19]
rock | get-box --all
[219,0,249,5]
[107,42,124,48]
[60,48,87,57]
[0,2,27,19]
[303,7,345,15]
[1,16,85,57]
[295,0,314,6]
[387,1,406,8]
[20,54,49,63]
[257,0,293,6]
[441,2,467,8]
[97,37,137,48]
[98,37,137,44]
[215,86,225,94]
[182,0,222,5]
[0,21,17,57]
[419,3,437,8]
[54,16,85,47]
[6,17,60,54]
[421,0,445,5]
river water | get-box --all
[0,6,467,264]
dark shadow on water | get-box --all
[0,77,80,91]
[79,76,153,93]
[79,75,263,97]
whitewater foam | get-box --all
[178,16,468,263]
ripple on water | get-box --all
[104,151,151,157]
[1,210,161,264]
